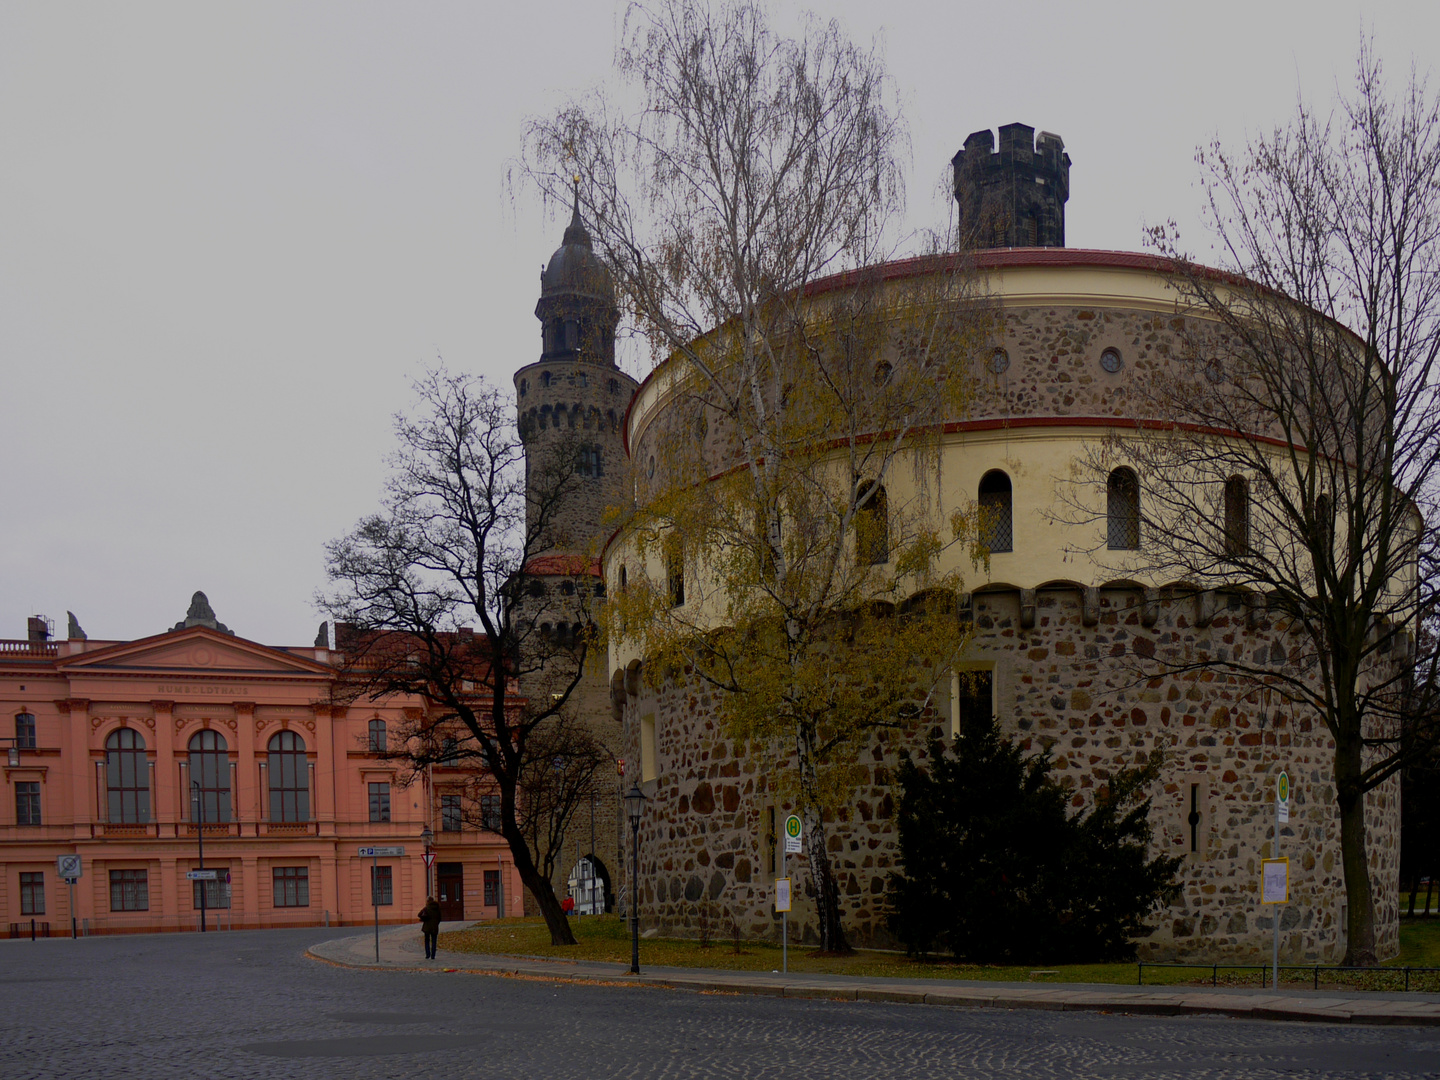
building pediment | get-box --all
[56,626,335,679]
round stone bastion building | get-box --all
[599,126,1402,963]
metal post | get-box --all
[1272,799,1279,990]
[69,880,77,940]
[630,813,641,975]
[780,836,787,975]
[193,781,206,933]
[373,851,380,963]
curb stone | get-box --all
[305,928,1440,1028]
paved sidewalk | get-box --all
[307,924,1440,1027]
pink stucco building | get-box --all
[0,595,519,935]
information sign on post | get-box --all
[774,877,791,913]
[186,869,218,881]
[783,814,803,854]
[1261,857,1289,904]
[57,855,82,940]
[1276,772,1290,824]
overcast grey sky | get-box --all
[2,1,1434,646]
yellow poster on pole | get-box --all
[1261,857,1289,904]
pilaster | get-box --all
[234,702,256,836]
[151,701,176,836]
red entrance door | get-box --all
[437,863,464,921]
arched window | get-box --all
[367,719,386,753]
[1315,492,1333,553]
[14,711,36,750]
[267,731,309,823]
[1223,475,1250,556]
[978,470,1013,553]
[1106,468,1140,550]
[541,371,552,388]
[519,379,528,397]
[618,565,627,590]
[667,540,685,607]
[105,728,149,824]
[856,481,889,564]
[187,729,231,824]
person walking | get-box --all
[418,896,442,960]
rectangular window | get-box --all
[368,782,391,823]
[370,865,393,906]
[192,877,230,909]
[109,868,149,912]
[956,669,995,735]
[20,872,44,915]
[273,866,310,908]
[483,869,500,907]
[14,712,36,749]
[15,781,40,826]
[442,794,462,832]
[479,794,501,831]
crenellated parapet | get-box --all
[952,122,1070,249]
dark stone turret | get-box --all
[516,200,637,549]
[952,123,1070,249]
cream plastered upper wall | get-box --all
[624,258,1192,457]
[607,257,1415,674]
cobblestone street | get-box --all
[2,928,1439,1079]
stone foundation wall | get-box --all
[615,585,1400,962]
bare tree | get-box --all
[320,369,602,946]
[527,0,985,952]
[1070,47,1440,964]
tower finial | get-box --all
[563,176,591,248]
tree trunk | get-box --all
[505,822,577,946]
[1336,737,1377,965]
[802,807,850,955]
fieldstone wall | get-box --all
[615,585,1401,962]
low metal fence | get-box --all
[1138,960,1440,992]
[7,921,50,940]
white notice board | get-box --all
[774,877,791,913]
[1261,857,1289,904]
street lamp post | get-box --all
[420,825,434,897]
[623,783,647,975]
[191,780,206,933]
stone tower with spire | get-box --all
[514,198,637,554]
[513,198,637,911]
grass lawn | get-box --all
[439,915,1440,991]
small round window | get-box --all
[1100,348,1123,373]
[647,455,656,479]
[988,348,1010,374]
[1205,360,1225,384]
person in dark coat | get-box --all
[419,896,442,960]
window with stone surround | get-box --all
[484,869,500,907]
[273,866,310,907]
[369,782,391,823]
[267,731,309,823]
[855,481,889,565]
[442,793,463,832]
[480,793,501,831]
[14,711,36,749]
[955,667,995,736]
[1106,468,1140,550]
[367,719,387,753]
[978,470,1013,553]
[188,729,231,824]
[192,877,229,909]
[1224,475,1250,556]
[109,868,148,912]
[105,728,150,824]
[15,781,40,826]
[20,872,44,915]
[370,865,393,906]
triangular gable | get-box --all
[58,626,334,678]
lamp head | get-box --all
[624,783,646,825]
